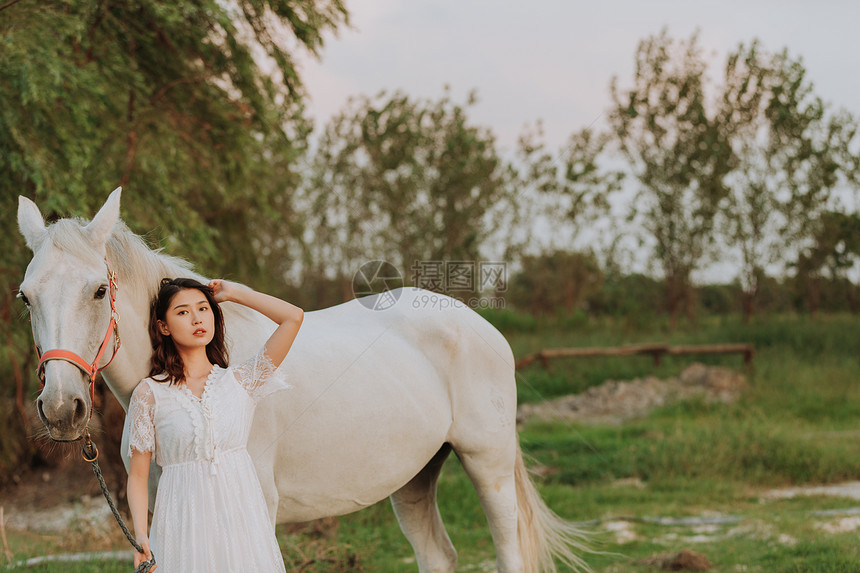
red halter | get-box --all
[32,260,122,423]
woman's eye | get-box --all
[200,306,208,311]
[94,286,107,300]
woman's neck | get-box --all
[178,347,213,379]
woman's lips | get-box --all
[193,329,206,336]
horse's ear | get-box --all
[17,196,47,252]
[85,187,122,247]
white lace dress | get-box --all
[128,348,290,572]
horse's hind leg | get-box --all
[390,443,458,573]
[456,442,524,573]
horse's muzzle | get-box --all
[36,393,88,442]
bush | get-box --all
[476,307,537,332]
[698,282,742,315]
[588,272,663,322]
[506,250,603,316]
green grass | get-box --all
[6,313,860,571]
[307,313,860,571]
[21,564,126,573]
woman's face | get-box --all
[157,288,216,351]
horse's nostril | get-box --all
[73,397,87,423]
[36,397,46,422]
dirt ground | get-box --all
[1,452,122,534]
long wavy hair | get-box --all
[148,277,229,385]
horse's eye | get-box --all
[94,286,107,300]
[18,292,30,306]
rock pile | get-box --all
[517,363,746,425]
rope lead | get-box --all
[82,431,156,573]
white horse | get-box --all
[16,189,588,573]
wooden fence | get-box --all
[515,343,755,370]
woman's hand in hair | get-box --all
[208,279,245,304]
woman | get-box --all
[126,277,303,572]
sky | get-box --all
[292,1,860,281]
[296,0,860,152]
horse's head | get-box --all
[17,189,123,441]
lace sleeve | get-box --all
[128,379,156,457]
[232,347,292,403]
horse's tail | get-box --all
[515,440,592,573]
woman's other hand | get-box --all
[208,279,242,304]
[134,536,156,571]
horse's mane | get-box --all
[44,217,199,305]
[107,223,200,304]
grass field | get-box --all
[5,313,860,571]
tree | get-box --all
[0,0,346,480]
[301,89,517,300]
[609,30,735,327]
[516,123,624,253]
[1,0,347,287]
[793,211,860,315]
[717,41,779,321]
[719,41,860,320]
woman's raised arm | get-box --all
[209,280,303,368]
